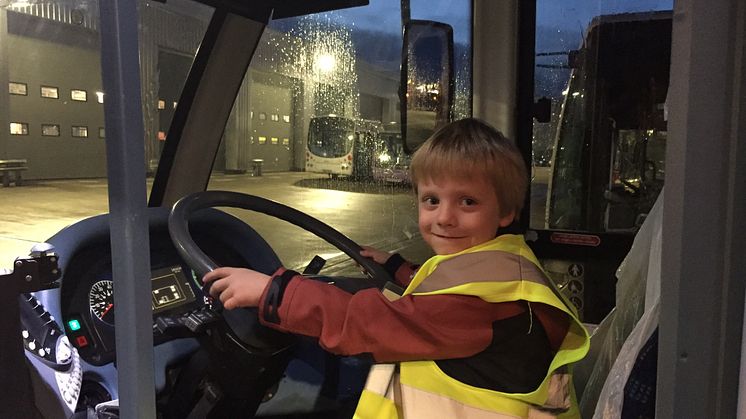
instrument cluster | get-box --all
[63,260,203,366]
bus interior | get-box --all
[0,0,744,418]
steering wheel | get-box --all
[166,191,394,417]
[168,190,393,288]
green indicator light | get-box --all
[68,319,81,331]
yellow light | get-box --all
[315,53,336,73]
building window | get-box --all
[158,100,166,110]
[71,89,87,102]
[41,124,60,137]
[99,127,105,139]
[40,86,59,99]
[258,136,267,144]
[270,114,280,122]
[10,122,28,135]
[271,137,279,144]
[283,115,291,123]
[96,91,105,104]
[282,138,290,145]
[9,82,27,96]
[259,112,267,121]
[72,126,88,138]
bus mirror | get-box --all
[400,20,454,154]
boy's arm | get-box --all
[257,270,526,363]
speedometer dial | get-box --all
[89,280,115,325]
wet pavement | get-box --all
[0,170,549,272]
[0,172,427,272]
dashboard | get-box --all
[62,262,201,365]
[33,207,283,399]
[29,205,370,416]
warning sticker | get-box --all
[550,232,601,247]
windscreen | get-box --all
[205,0,472,272]
[0,0,472,273]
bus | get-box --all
[305,115,382,180]
[0,0,743,418]
[546,12,670,234]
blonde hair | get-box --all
[410,118,528,219]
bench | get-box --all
[0,159,28,187]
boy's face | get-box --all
[417,175,515,255]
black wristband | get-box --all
[383,253,406,277]
[263,269,299,324]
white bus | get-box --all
[305,115,382,179]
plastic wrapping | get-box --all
[577,190,663,418]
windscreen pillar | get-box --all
[472,0,517,139]
[153,11,268,207]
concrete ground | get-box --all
[0,172,425,272]
[0,169,550,272]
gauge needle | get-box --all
[102,303,114,317]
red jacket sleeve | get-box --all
[393,261,417,288]
[258,273,531,363]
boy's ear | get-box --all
[498,211,516,228]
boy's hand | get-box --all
[360,246,392,265]
[202,267,271,310]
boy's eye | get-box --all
[461,198,477,206]
[422,196,439,205]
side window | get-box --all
[533,1,672,232]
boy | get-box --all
[203,118,589,418]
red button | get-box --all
[75,335,89,348]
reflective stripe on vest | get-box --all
[354,235,590,419]
[356,366,579,419]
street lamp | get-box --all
[314,52,336,74]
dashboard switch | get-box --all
[75,335,88,348]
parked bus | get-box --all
[305,115,382,179]
[545,12,670,233]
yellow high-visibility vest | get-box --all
[354,235,590,419]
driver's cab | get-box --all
[1,0,744,417]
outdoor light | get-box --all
[315,53,337,73]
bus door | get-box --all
[351,119,381,180]
[527,9,672,324]
[372,130,410,184]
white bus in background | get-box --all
[305,115,382,180]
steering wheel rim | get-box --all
[168,190,394,289]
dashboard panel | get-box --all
[30,206,372,415]
[37,207,282,369]
[62,261,203,365]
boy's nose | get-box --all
[436,204,456,226]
